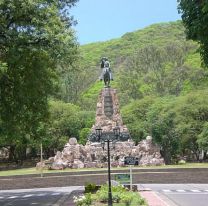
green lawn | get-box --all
[0,163,207,177]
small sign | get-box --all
[115,174,130,183]
[124,156,139,165]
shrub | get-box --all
[93,184,148,205]
[178,159,186,164]
[94,189,108,203]
[94,184,125,203]
[120,193,133,206]
[85,183,98,193]
[73,193,92,206]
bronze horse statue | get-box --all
[103,67,111,87]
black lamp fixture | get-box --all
[95,125,102,141]
[113,123,120,140]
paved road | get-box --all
[138,184,208,206]
[0,186,83,206]
[1,184,208,206]
[1,168,208,190]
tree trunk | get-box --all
[8,145,16,161]
[203,151,207,160]
[161,150,171,164]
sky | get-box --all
[70,0,181,45]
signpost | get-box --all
[124,156,139,165]
[115,174,130,184]
[124,156,139,190]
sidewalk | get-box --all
[137,184,173,206]
[140,191,169,206]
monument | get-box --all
[89,57,130,140]
[88,87,130,142]
[37,58,164,170]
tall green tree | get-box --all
[198,122,208,159]
[121,96,155,144]
[0,0,78,161]
[147,97,180,164]
[174,90,208,160]
[40,100,94,157]
[178,0,208,67]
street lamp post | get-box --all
[95,126,120,206]
[88,124,130,206]
[40,143,43,178]
[106,138,113,206]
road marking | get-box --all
[176,189,186,192]
[161,189,208,193]
[8,196,18,199]
[0,192,64,200]
[171,192,208,195]
[36,193,46,197]
[162,189,171,192]
[23,194,33,198]
[191,190,200,192]
[51,193,61,196]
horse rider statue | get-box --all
[99,57,113,87]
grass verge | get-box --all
[0,163,207,177]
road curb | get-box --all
[53,193,72,206]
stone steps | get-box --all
[104,88,113,118]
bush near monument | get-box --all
[73,184,147,206]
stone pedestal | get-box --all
[37,136,165,170]
[91,88,128,133]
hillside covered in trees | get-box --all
[1,15,208,164]
[60,20,208,164]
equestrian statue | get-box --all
[99,57,113,87]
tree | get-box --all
[121,96,155,144]
[0,0,78,161]
[40,101,94,157]
[147,97,180,164]
[198,122,208,150]
[117,42,196,102]
[174,90,208,160]
[178,0,208,67]
[198,122,208,159]
[41,100,81,157]
[79,128,91,145]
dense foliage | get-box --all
[78,21,208,163]
[0,0,78,161]
[40,101,94,158]
[1,16,208,165]
[121,90,208,163]
[178,0,208,67]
